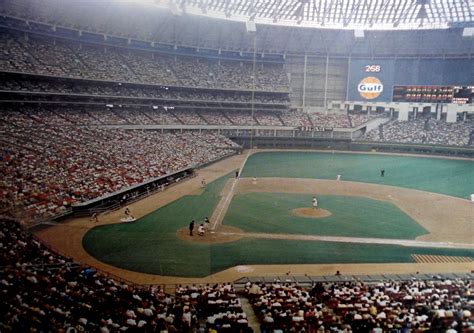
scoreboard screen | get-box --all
[452,86,474,104]
[392,85,453,103]
[348,59,473,102]
[392,85,473,104]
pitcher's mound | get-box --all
[292,208,332,218]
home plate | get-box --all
[235,265,254,273]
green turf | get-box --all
[241,151,474,199]
[224,193,428,239]
[83,173,233,277]
[83,173,474,277]
[208,239,474,272]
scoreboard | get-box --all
[452,86,474,104]
[347,59,473,102]
[392,85,474,104]
[392,86,453,103]
[347,60,394,102]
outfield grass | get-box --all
[224,193,428,239]
[208,239,474,273]
[83,173,474,277]
[241,151,474,199]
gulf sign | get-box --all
[358,76,383,100]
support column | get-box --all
[446,105,457,123]
[250,33,257,149]
[346,56,351,101]
[302,53,308,110]
[323,55,329,111]
[436,104,442,120]
[398,105,409,121]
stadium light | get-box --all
[462,27,474,37]
[354,29,364,39]
[168,2,181,16]
[245,20,257,33]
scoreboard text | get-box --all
[392,85,473,104]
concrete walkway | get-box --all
[239,296,260,332]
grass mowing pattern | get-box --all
[83,174,473,277]
[224,193,428,239]
[241,152,474,199]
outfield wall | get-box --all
[229,136,474,158]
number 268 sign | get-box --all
[364,65,381,72]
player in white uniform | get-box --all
[312,197,318,209]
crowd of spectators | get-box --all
[349,114,380,128]
[279,112,312,128]
[306,112,376,129]
[246,279,473,332]
[0,75,290,105]
[223,111,257,126]
[3,104,472,222]
[424,118,474,146]
[0,103,379,129]
[378,118,428,144]
[308,113,351,129]
[199,110,234,126]
[172,109,207,125]
[0,105,315,127]
[2,216,474,332]
[254,112,284,126]
[278,112,376,129]
[0,218,250,332]
[364,126,383,142]
[364,117,474,146]
[176,283,251,332]
[141,108,182,125]
[0,108,239,219]
[0,31,289,92]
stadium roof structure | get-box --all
[165,0,474,30]
[0,0,472,56]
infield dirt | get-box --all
[34,150,474,284]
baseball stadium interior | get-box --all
[1,0,474,332]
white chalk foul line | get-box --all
[210,150,253,230]
[216,231,474,250]
[210,178,238,230]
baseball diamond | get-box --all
[34,150,474,281]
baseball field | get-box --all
[36,151,474,281]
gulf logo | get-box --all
[358,76,383,99]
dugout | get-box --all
[71,167,195,217]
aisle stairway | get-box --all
[240,296,260,332]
